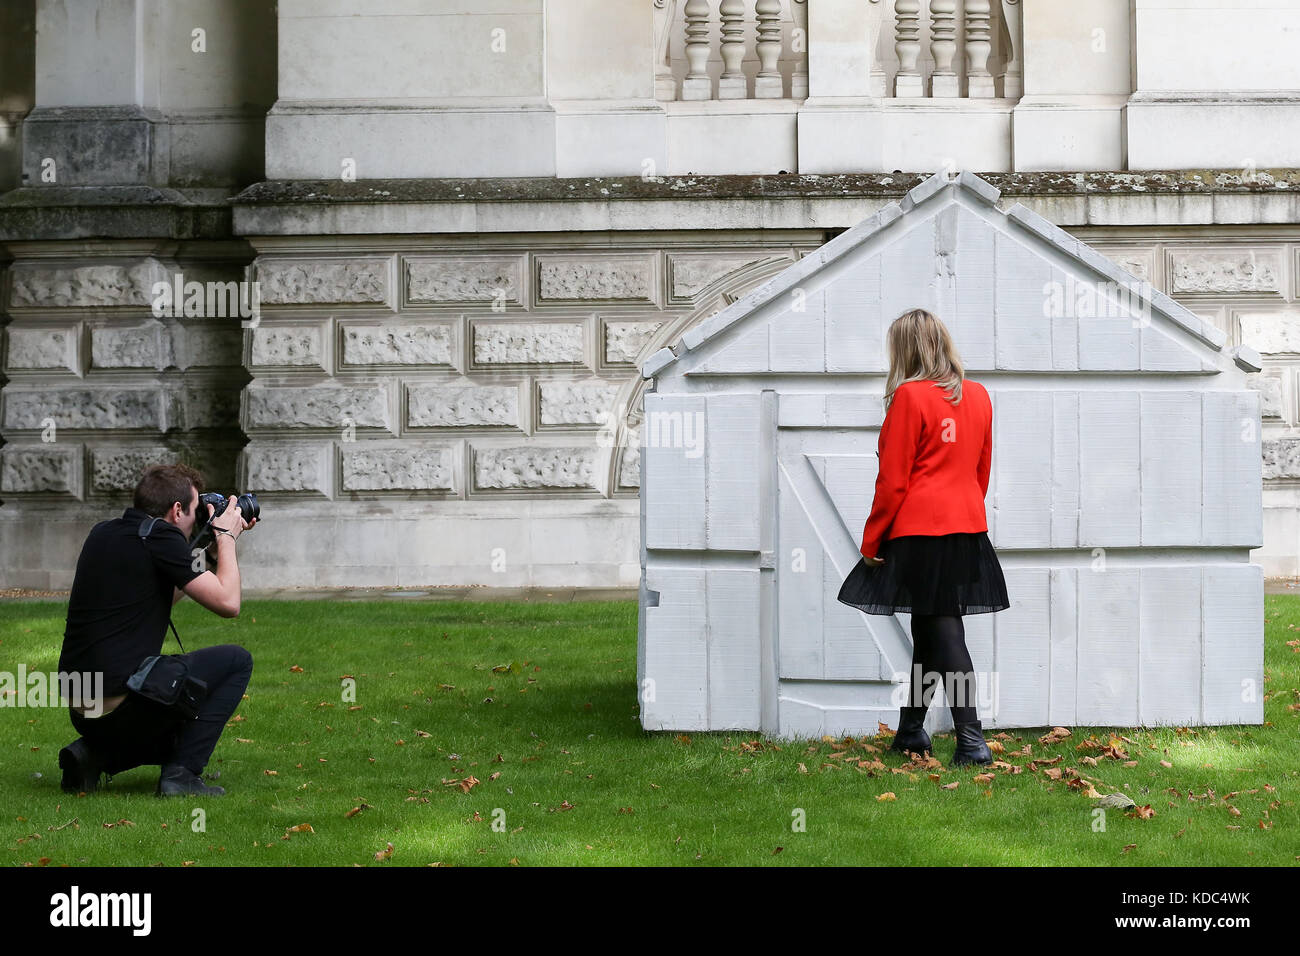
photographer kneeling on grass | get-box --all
[57,463,255,797]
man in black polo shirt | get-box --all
[57,463,255,797]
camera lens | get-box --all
[237,493,260,522]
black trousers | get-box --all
[69,644,253,777]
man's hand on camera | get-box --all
[211,494,256,542]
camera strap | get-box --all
[138,516,187,654]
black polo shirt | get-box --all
[59,507,206,697]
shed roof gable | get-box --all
[642,169,1261,380]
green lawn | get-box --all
[1,596,1296,866]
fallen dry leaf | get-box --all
[374,842,393,862]
[877,792,896,801]
[441,775,480,793]
[1039,727,1072,744]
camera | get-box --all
[191,491,261,550]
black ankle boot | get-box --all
[889,705,932,755]
[157,764,226,797]
[59,738,105,794]
[951,718,993,766]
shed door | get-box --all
[775,423,912,687]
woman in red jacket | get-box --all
[838,309,1009,766]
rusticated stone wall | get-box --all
[238,241,811,504]
[224,238,814,588]
[0,241,250,589]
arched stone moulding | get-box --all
[596,255,798,498]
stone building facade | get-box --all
[1,0,1299,589]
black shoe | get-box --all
[889,705,932,755]
[156,764,226,797]
[59,738,104,794]
[951,719,993,766]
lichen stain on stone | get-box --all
[229,169,1300,206]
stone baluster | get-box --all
[866,0,888,98]
[755,0,784,98]
[682,0,713,100]
[895,0,923,97]
[998,0,1023,98]
[718,0,748,99]
[929,0,959,96]
[965,0,994,96]
[653,0,680,101]
[790,0,809,99]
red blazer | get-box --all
[859,378,992,559]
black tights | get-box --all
[906,614,979,724]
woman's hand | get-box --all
[864,555,885,567]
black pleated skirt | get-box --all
[837,531,1010,616]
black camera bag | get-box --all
[126,655,209,719]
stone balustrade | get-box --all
[654,0,1021,103]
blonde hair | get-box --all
[883,308,965,410]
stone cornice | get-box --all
[230,169,1300,206]
[2,171,1300,242]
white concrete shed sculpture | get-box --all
[635,169,1264,740]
